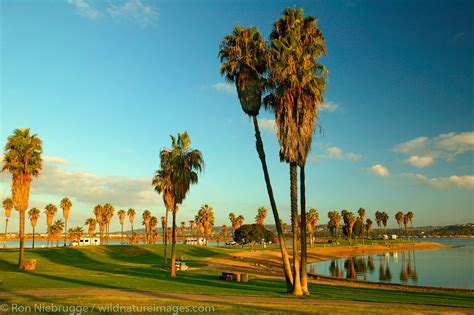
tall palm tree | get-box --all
[266,8,327,295]
[152,168,174,267]
[127,208,136,236]
[160,132,204,277]
[366,218,373,238]
[403,214,410,241]
[342,211,357,245]
[222,224,228,241]
[60,197,72,246]
[375,211,383,229]
[220,24,294,290]
[229,212,238,233]
[117,209,126,244]
[180,221,186,242]
[103,203,115,245]
[85,218,96,238]
[255,206,268,225]
[2,197,13,248]
[381,212,389,234]
[306,208,319,247]
[395,211,404,232]
[93,205,105,245]
[2,128,43,268]
[195,204,215,246]
[44,203,58,247]
[328,211,341,241]
[51,219,64,247]
[149,216,158,244]
[357,208,366,241]
[27,207,40,248]
[406,211,414,227]
[142,210,151,243]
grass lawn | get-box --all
[0,244,472,314]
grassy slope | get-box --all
[0,245,472,310]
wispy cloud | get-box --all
[368,164,390,177]
[320,101,342,113]
[67,0,100,19]
[1,156,159,208]
[258,118,277,134]
[211,82,236,94]
[393,131,474,166]
[311,146,361,162]
[108,0,158,27]
[402,173,474,190]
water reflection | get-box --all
[311,250,419,285]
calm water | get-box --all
[308,238,474,289]
[1,240,221,248]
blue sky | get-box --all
[1,0,473,232]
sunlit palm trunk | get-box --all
[290,163,303,295]
[63,218,68,246]
[163,211,169,268]
[18,210,25,268]
[3,218,8,249]
[252,116,294,289]
[170,207,177,277]
[299,165,309,295]
[32,226,35,249]
[131,223,134,243]
[121,224,124,244]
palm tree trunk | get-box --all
[64,218,68,246]
[299,165,309,295]
[121,224,124,244]
[32,226,35,249]
[252,116,294,289]
[164,211,169,268]
[170,206,177,277]
[3,218,8,249]
[290,163,303,295]
[18,211,25,269]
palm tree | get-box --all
[328,210,341,241]
[127,208,136,235]
[219,24,294,290]
[142,210,151,243]
[358,208,366,242]
[117,209,126,244]
[68,226,83,243]
[85,218,96,238]
[60,197,72,246]
[160,132,204,277]
[180,221,186,242]
[103,203,115,245]
[342,211,357,245]
[221,224,228,241]
[51,219,64,247]
[375,211,382,229]
[2,197,13,248]
[255,206,268,225]
[236,215,245,228]
[189,220,195,238]
[306,208,319,247]
[195,204,215,246]
[152,168,174,267]
[406,211,414,227]
[44,203,58,247]
[2,128,43,268]
[27,207,40,248]
[150,216,158,244]
[229,212,238,233]
[93,204,105,245]
[266,8,327,295]
[395,211,404,232]
[381,212,389,234]
[366,218,373,238]
[403,215,410,241]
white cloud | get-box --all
[368,164,390,177]
[320,101,341,113]
[311,146,361,162]
[0,156,160,208]
[393,131,474,166]
[258,118,277,134]
[211,82,236,94]
[108,0,158,27]
[403,173,474,190]
[67,0,100,19]
[404,155,434,168]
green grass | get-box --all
[0,245,472,312]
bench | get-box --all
[220,272,247,282]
